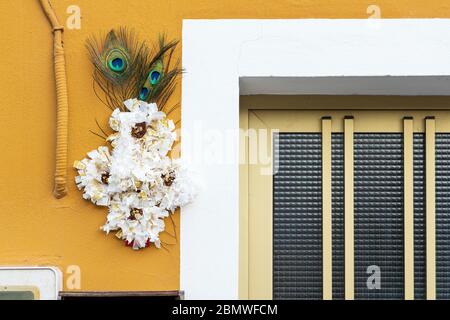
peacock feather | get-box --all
[137,36,182,111]
[86,28,181,113]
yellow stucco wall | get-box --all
[1,0,450,291]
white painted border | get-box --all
[181,19,450,299]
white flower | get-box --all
[159,160,197,212]
[74,99,196,250]
[101,192,169,250]
[74,146,111,206]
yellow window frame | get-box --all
[240,104,450,300]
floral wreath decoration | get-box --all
[74,28,195,250]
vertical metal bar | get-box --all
[344,116,354,300]
[322,117,332,300]
[403,117,414,300]
[425,117,436,300]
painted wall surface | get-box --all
[1,0,450,292]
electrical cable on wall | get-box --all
[38,0,69,199]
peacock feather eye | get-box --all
[147,60,164,85]
[139,87,150,100]
[110,58,124,71]
[106,49,128,73]
[149,71,161,85]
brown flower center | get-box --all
[101,172,110,184]
[129,208,143,220]
[131,122,147,138]
[162,172,176,187]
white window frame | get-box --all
[180,19,450,299]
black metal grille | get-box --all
[332,134,345,299]
[414,134,426,299]
[412,133,450,300]
[436,134,450,299]
[272,132,450,300]
[273,133,322,299]
[353,134,404,299]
